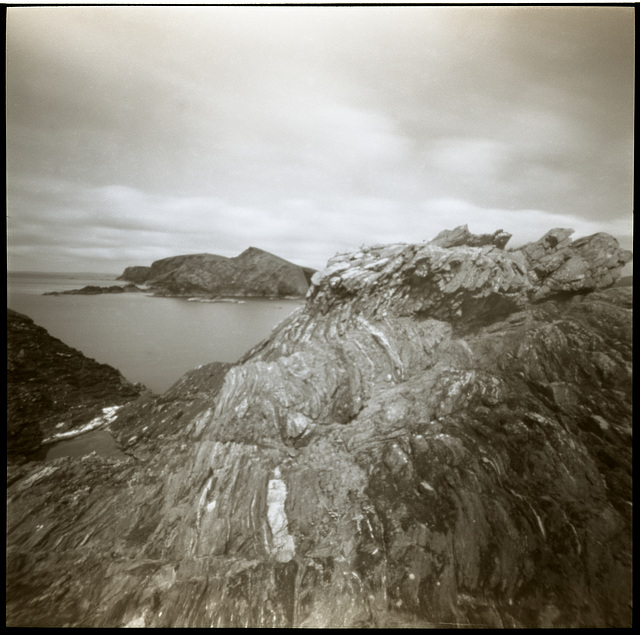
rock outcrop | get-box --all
[117,265,152,284]
[118,247,316,298]
[6,228,632,628]
[7,309,147,461]
[307,225,631,324]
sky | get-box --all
[6,5,635,274]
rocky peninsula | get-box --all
[6,227,632,627]
[44,283,144,296]
[118,246,316,299]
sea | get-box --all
[7,271,304,395]
[8,271,305,460]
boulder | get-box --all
[518,230,632,301]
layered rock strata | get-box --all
[6,227,632,627]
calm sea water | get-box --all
[29,429,126,462]
[7,271,304,395]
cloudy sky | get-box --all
[6,5,634,273]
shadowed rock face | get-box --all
[118,247,315,298]
[6,228,632,627]
[117,265,151,284]
[7,309,146,460]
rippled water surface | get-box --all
[8,271,303,394]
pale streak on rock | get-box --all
[196,476,214,529]
[357,314,405,381]
[191,407,214,439]
[42,405,122,443]
[266,467,295,562]
[15,465,60,490]
[124,615,146,628]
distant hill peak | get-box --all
[236,246,269,257]
[233,246,300,265]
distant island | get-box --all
[43,247,316,299]
[119,246,316,299]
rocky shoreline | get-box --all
[43,285,307,303]
[44,283,144,296]
[7,309,148,461]
[6,227,633,627]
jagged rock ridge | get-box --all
[307,225,631,323]
[118,246,316,298]
[6,227,632,628]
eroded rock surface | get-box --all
[6,228,632,627]
[307,224,631,324]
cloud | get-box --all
[425,137,511,182]
[6,6,634,274]
[7,178,633,275]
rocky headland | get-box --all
[7,309,147,461]
[6,227,632,627]
[118,246,316,299]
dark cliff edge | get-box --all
[6,227,632,627]
[117,246,316,299]
[7,309,147,461]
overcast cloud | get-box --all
[6,5,634,273]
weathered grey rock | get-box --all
[521,231,632,301]
[306,226,631,323]
[6,228,632,628]
[429,224,512,249]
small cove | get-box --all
[32,429,126,462]
[8,271,304,394]
[9,272,304,462]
